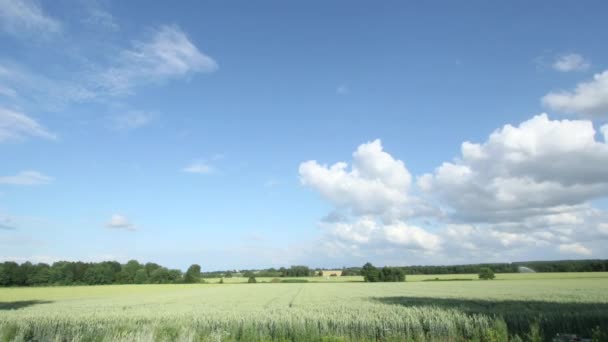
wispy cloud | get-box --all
[0,107,56,142]
[0,0,61,38]
[82,6,119,32]
[0,25,216,113]
[0,222,16,230]
[105,214,136,231]
[182,161,215,174]
[552,53,590,72]
[100,25,218,95]
[111,110,155,131]
[0,171,53,185]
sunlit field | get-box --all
[205,272,608,284]
[1,273,607,341]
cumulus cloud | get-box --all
[418,114,608,223]
[105,214,135,231]
[300,140,441,257]
[299,139,412,219]
[552,53,590,72]
[302,116,608,263]
[0,107,56,142]
[542,70,608,118]
[321,217,440,251]
[0,171,53,185]
[0,0,61,37]
[558,243,592,256]
[100,25,218,95]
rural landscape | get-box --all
[1,260,608,341]
[2,1,608,341]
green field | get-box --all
[1,273,607,341]
[207,272,608,284]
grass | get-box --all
[1,273,607,341]
[206,272,608,284]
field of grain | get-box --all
[206,272,608,284]
[1,273,607,341]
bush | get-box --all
[247,276,256,283]
[270,278,281,283]
[479,267,496,280]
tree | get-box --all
[361,262,380,282]
[184,264,201,284]
[134,269,148,284]
[479,267,495,280]
[248,276,257,283]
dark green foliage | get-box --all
[280,279,308,283]
[0,260,185,286]
[361,263,405,282]
[247,276,257,283]
[133,269,148,284]
[479,267,496,280]
[183,264,201,283]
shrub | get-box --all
[247,276,256,283]
[479,267,495,280]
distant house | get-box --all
[321,270,342,277]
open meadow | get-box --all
[1,273,607,341]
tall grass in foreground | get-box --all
[1,304,606,341]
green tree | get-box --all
[134,269,148,284]
[361,262,380,282]
[478,267,495,280]
[184,264,201,283]
[248,276,257,283]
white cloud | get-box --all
[0,107,56,142]
[0,171,53,185]
[542,70,608,117]
[418,114,608,223]
[100,25,218,95]
[299,139,412,218]
[82,7,119,31]
[552,53,590,72]
[111,110,155,130]
[301,139,442,260]
[0,0,61,37]
[182,161,215,174]
[320,217,440,251]
[0,62,96,110]
[105,214,135,231]
[558,243,592,256]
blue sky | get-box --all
[1,0,608,270]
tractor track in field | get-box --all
[288,285,304,308]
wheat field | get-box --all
[1,273,607,341]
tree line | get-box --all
[203,265,316,279]
[0,260,202,287]
[360,263,405,282]
[338,259,608,276]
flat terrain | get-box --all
[1,273,607,341]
